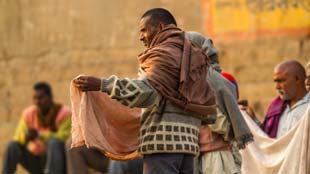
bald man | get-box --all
[261,60,310,138]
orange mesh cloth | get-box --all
[70,82,141,160]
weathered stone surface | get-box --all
[0,0,309,164]
[0,1,205,162]
[0,0,308,121]
[218,37,309,117]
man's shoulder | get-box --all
[19,106,38,126]
[291,93,310,111]
[58,105,72,117]
[22,105,37,118]
[208,68,235,93]
[302,92,310,103]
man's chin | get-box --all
[279,95,289,101]
[141,42,148,47]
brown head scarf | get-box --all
[138,24,216,118]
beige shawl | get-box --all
[240,108,310,174]
[70,82,141,160]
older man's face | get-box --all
[139,16,160,48]
[305,69,310,92]
[273,67,298,101]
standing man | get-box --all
[73,8,217,174]
[186,31,252,174]
[261,60,310,138]
[2,82,71,174]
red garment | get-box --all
[261,96,286,138]
[221,71,239,99]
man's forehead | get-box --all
[273,66,287,78]
[274,63,290,74]
[33,90,47,96]
[273,69,294,84]
[139,16,151,27]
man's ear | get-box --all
[159,22,165,31]
[295,75,303,84]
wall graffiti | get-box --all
[246,0,310,13]
[203,0,310,40]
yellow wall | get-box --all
[203,0,310,40]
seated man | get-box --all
[2,82,71,174]
[261,60,309,138]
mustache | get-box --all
[277,89,290,100]
[277,89,286,95]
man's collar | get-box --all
[288,92,310,110]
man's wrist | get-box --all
[100,76,116,94]
[100,79,108,92]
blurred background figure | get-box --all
[238,99,261,125]
[2,82,71,174]
[261,60,309,138]
[221,71,261,125]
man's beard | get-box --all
[277,89,289,100]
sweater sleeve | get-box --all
[100,75,158,108]
[13,118,29,144]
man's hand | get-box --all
[25,128,39,143]
[27,139,46,156]
[73,76,101,92]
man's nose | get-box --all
[139,34,144,41]
[33,99,40,106]
[275,82,281,90]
